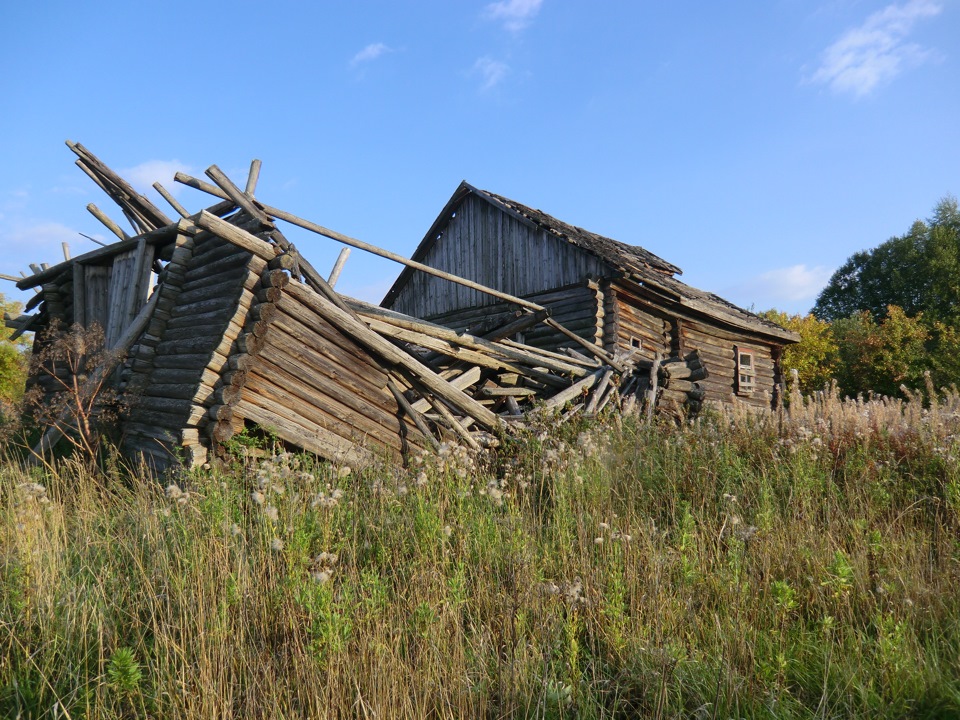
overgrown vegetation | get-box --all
[0,292,29,436]
[2,388,959,719]
[772,196,960,398]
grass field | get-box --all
[2,386,960,718]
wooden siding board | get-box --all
[392,195,609,318]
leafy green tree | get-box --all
[0,292,30,406]
[831,306,929,398]
[813,196,960,324]
[759,310,837,394]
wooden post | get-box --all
[245,159,262,196]
[327,248,350,287]
[387,378,440,452]
[646,352,661,422]
[152,182,190,218]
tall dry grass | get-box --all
[2,385,960,718]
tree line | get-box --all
[763,196,960,398]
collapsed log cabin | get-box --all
[382,182,800,409]
[5,142,709,472]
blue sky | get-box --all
[1,0,957,315]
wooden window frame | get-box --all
[735,345,755,396]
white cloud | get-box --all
[351,43,393,67]
[119,159,194,198]
[473,57,510,91]
[484,0,543,32]
[725,264,834,310]
[809,0,942,98]
[0,221,98,277]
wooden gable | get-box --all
[389,193,609,318]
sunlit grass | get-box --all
[2,386,960,718]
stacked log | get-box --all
[625,350,710,419]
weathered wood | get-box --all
[478,386,538,398]
[87,203,130,241]
[421,391,480,450]
[67,141,173,229]
[152,182,190,218]
[327,248,350,287]
[178,174,548,312]
[206,166,273,229]
[274,296,385,371]
[191,212,279,261]
[268,314,392,400]
[234,396,380,467]
[410,366,482,413]
[356,309,587,377]
[646,353,661,423]
[543,368,606,410]
[257,344,400,430]
[30,291,159,461]
[584,369,614,414]
[362,315,573,379]
[245,159,262,196]
[284,280,502,431]
[242,370,402,453]
[387,378,439,453]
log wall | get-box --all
[120,232,260,469]
[233,285,426,467]
[678,319,776,408]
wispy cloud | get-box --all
[473,57,510,91]
[725,264,834,310]
[1,221,97,274]
[809,0,942,98]
[120,159,194,197]
[483,0,543,32]
[351,42,393,67]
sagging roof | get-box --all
[382,181,799,344]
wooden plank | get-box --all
[410,366,482,413]
[387,379,440,452]
[178,186,546,312]
[260,328,390,412]
[234,396,381,467]
[246,356,405,450]
[260,327,393,412]
[327,248,350,287]
[542,368,605,410]
[283,280,502,431]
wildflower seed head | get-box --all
[251,491,266,505]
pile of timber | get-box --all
[6,142,701,470]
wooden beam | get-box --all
[87,203,130,241]
[245,159,262,196]
[152,182,190,218]
[284,279,502,431]
[327,248,350,287]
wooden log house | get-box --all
[7,143,683,472]
[382,182,800,409]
